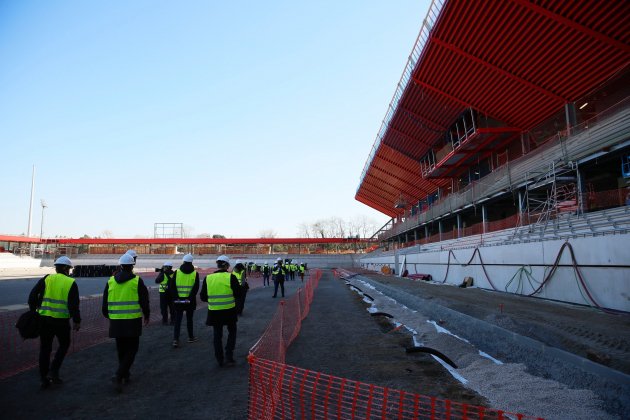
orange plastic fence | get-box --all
[249,269,543,420]
[248,357,542,420]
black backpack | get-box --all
[15,310,41,339]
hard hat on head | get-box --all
[182,254,194,263]
[119,254,136,265]
[54,256,73,267]
[217,255,230,264]
[235,259,243,265]
[163,261,173,267]
[126,250,138,258]
[276,258,282,262]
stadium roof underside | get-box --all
[356,0,630,217]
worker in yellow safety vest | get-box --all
[200,255,242,367]
[155,261,175,325]
[272,257,286,298]
[299,262,306,282]
[232,260,249,316]
[167,253,200,348]
[102,253,150,393]
[28,256,81,389]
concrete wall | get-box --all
[359,233,630,312]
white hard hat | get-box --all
[54,256,73,267]
[182,254,194,263]
[126,250,138,258]
[235,260,243,265]
[163,261,173,267]
[217,255,230,263]
[276,258,282,262]
[119,254,136,265]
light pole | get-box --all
[40,199,47,239]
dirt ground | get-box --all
[0,269,628,419]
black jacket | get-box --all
[28,274,81,324]
[200,269,242,326]
[102,270,150,338]
[167,262,200,309]
[155,270,174,291]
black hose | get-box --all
[363,293,374,301]
[370,312,393,318]
[406,346,458,369]
[349,285,364,293]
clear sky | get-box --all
[0,0,430,238]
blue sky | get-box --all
[0,0,430,238]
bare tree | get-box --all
[101,230,113,238]
[182,225,194,238]
[259,229,277,238]
[297,222,311,238]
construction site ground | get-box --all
[0,269,627,419]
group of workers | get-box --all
[27,250,307,392]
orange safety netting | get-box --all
[247,269,542,420]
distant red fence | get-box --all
[247,268,542,420]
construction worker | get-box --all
[126,249,138,263]
[168,253,199,348]
[28,256,81,389]
[299,262,305,282]
[102,253,150,393]
[262,261,270,287]
[155,261,175,325]
[232,260,249,316]
[272,257,286,298]
[200,255,242,367]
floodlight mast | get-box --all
[40,199,47,239]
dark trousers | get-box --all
[159,293,174,324]
[273,279,285,297]
[39,318,71,379]
[263,274,270,286]
[115,337,139,380]
[236,288,248,315]
[213,323,236,363]
[173,307,194,340]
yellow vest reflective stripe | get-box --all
[107,276,142,319]
[206,272,235,310]
[233,270,244,285]
[38,273,74,318]
[159,273,171,293]
[175,270,196,298]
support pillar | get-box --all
[439,221,443,242]
[481,204,488,233]
[456,214,462,238]
[565,102,577,136]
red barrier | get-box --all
[251,269,543,420]
[249,270,322,363]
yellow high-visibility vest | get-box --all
[38,273,75,319]
[206,272,235,311]
[107,276,142,319]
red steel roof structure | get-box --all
[356,0,630,216]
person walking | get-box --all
[272,258,286,298]
[299,262,305,282]
[155,261,175,325]
[232,260,249,316]
[262,262,270,287]
[102,253,150,393]
[28,256,81,389]
[168,253,199,348]
[200,255,242,367]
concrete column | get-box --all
[425,225,429,239]
[565,102,577,136]
[576,165,585,215]
[414,229,418,242]
[457,214,462,238]
[482,204,488,234]
[439,221,443,242]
